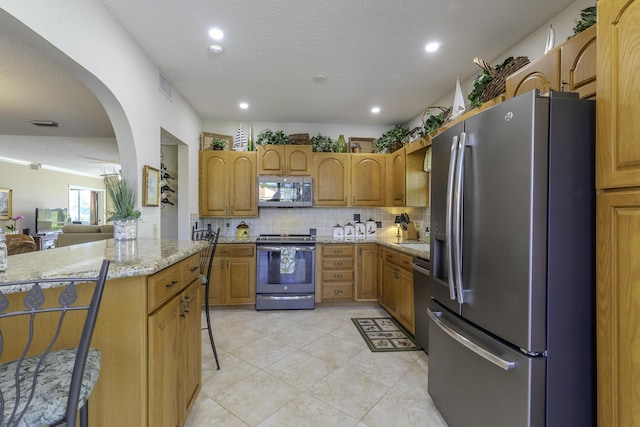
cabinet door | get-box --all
[313,154,350,206]
[388,149,406,206]
[377,247,385,302]
[148,295,181,427]
[351,154,386,206]
[356,244,377,300]
[229,151,257,216]
[199,151,229,216]
[597,190,640,426]
[396,267,414,334]
[597,1,640,189]
[208,258,225,305]
[181,281,201,423]
[285,145,313,175]
[561,24,596,99]
[382,262,398,314]
[258,145,285,175]
[226,257,256,304]
[505,50,561,99]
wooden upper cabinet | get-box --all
[505,49,561,99]
[561,24,597,99]
[388,149,406,206]
[597,0,640,189]
[351,154,386,206]
[258,145,312,175]
[198,151,257,217]
[199,151,229,216]
[313,153,350,206]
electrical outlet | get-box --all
[226,223,230,228]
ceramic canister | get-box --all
[344,222,355,241]
[355,221,366,240]
[333,224,344,240]
[366,218,377,238]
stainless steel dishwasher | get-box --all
[412,257,430,352]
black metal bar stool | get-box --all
[192,227,221,370]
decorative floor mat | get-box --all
[351,317,422,352]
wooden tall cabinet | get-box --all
[351,154,386,206]
[313,153,350,206]
[258,145,312,175]
[379,248,414,334]
[210,244,256,305]
[596,1,640,425]
[199,151,257,217]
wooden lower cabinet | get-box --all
[148,258,201,427]
[378,248,414,334]
[597,190,640,426]
[321,244,355,300]
[210,243,256,305]
[355,243,377,300]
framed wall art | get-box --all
[0,188,12,220]
[143,166,160,207]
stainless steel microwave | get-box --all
[258,176,312,207]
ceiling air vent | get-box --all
[159,72,172,98]
[27,120,63,127]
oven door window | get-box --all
[257,247,314,286]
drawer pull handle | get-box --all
[166,280,179,289]
[190,266,199,272]
[334,262,342,266]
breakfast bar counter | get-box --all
[0,238,207,427]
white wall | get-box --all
[0,1,203,239]
[0,160,105,233]
[408,0,595,128]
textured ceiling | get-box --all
[1,0,577,176]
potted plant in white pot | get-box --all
[104,172,141,240]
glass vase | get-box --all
[113,219,138,241]
[336,134,348,153]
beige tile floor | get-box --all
[186,304,449,427]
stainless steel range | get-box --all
[255,234,316,310]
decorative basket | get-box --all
[475,56,530,101]
[422,106,452,135]
[288,133,310,144]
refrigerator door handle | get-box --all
[428,308,516,371]
[445,135,460,301]
[453,132,467,304]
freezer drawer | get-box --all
[428,305,545,427]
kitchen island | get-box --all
[0,238,206,427]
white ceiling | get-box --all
[1,0,577,176]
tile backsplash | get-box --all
[196,207,429,240]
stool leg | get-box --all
[80,401,88,427]
[203,283,220,370]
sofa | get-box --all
[56,224,114,247]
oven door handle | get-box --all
[256,246,316,252]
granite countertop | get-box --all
[218,236,430,260]
[0,238,207,286]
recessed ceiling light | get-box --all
[239,102,249,109]
[371,107,381,114]
[425,42,440,53]
[312,74,327,82]
[209,28,224,40]
[208,44,224,54]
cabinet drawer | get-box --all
[148,263,183,312]
[322,245,354,257]
[322,258,354,270]
[217,244,255,258]
[322,269,354,282]
[396,253,413,272]
[322,283,354,300]
[182,253,201,285]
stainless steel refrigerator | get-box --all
[428,90,595,427]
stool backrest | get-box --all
[0,259,110,425]
[192,228,220,282]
